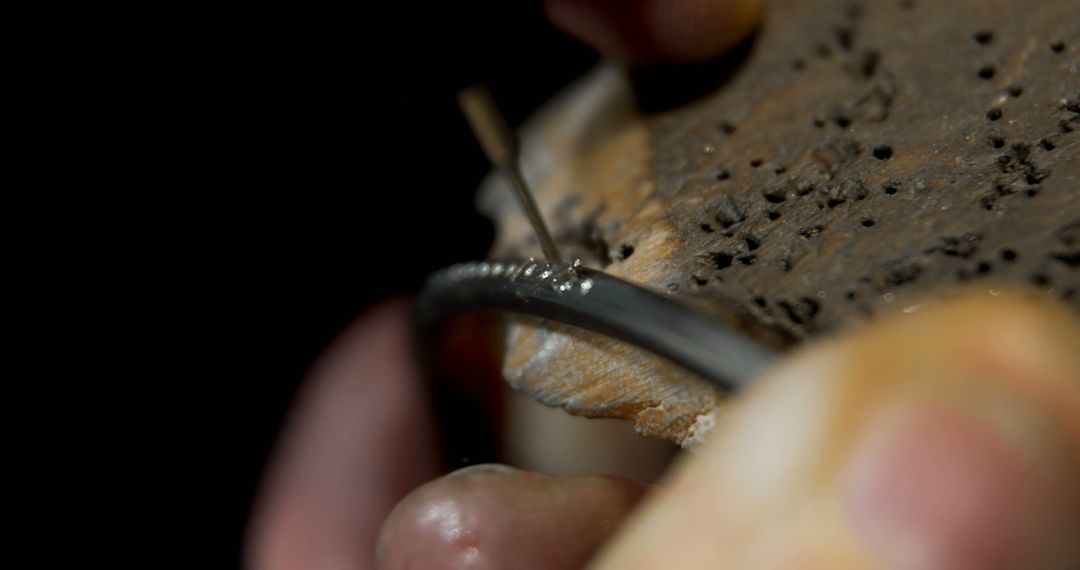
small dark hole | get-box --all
[1040,138,1056,151]
[1025,188,1038,197]
[750,158,763,168]
[753,296,767,308]
[764,191,786,204]
[1050,41,1065,53]
[767,211,781,221]
[774,166,786,175]
[700,223,714,233]
[826,197,846,208]
[1031,273,1050,286]
[1000,249,1017,262]
[717,168,731,180]
[792,59,806,71]
[813,118,826,128]
[835,27,854,51]
[997,154,1013,171]
[1006,85,1023,97]
[1025,173,1042,185]
[873,145,893,160]
[1061,119,1074,134]
[712,252,733,270]
[861,218,875,227]
[745,236,760,251]
[989,135,1005,149]
[974,30,993,45]
[976,261,992,274]
[779,297,820,326]
[835,116,851,128]
[977,65,995,79]
[884,185,898,195]
[1052,255,1079,270]
[986,108,1003,121]
[845,290,857,300]
[718,121,737,135]
[620,244,635,260]
[692,275,708,286]
[859,50,880,77]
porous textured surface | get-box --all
[650,0,1079,339]
[482,0,1079,445]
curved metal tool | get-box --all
[429,88,777,392]
[414,259,777,391]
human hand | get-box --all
[370,293,1079,569]
[248,2,1080,568]
[247,292,1080,570]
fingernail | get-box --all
[843,403,1074,569]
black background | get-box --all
[186,2,597,564]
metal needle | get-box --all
[458,87,563,264]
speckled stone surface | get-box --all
[646,0,1079,340]
[482,0,1079,444]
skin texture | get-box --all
[544,0,764,64]
[246,300,438,570]
[247,291,1080,570]
[843,404,1060,569]
[375,465,647,570]
[589,292,1080,569]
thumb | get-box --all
[590,291,1080,569]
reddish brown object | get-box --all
[544,0,764,64]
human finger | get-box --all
[591,291,1080,568]
[376,464,649,569]
[544,0,764,64]
[247,299,439,570]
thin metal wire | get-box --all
[457,87,563,264]
[444,90,774,391]
[415,260,777,391]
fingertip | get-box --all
[844,403,1076,569]
[376,465,648,570]
[643,0,764,63]
[544,0,764,64]
[248,298,438,570]
[590,293,1080,568]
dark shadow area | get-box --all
[630,32,758,112]
[167,3,598,564]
